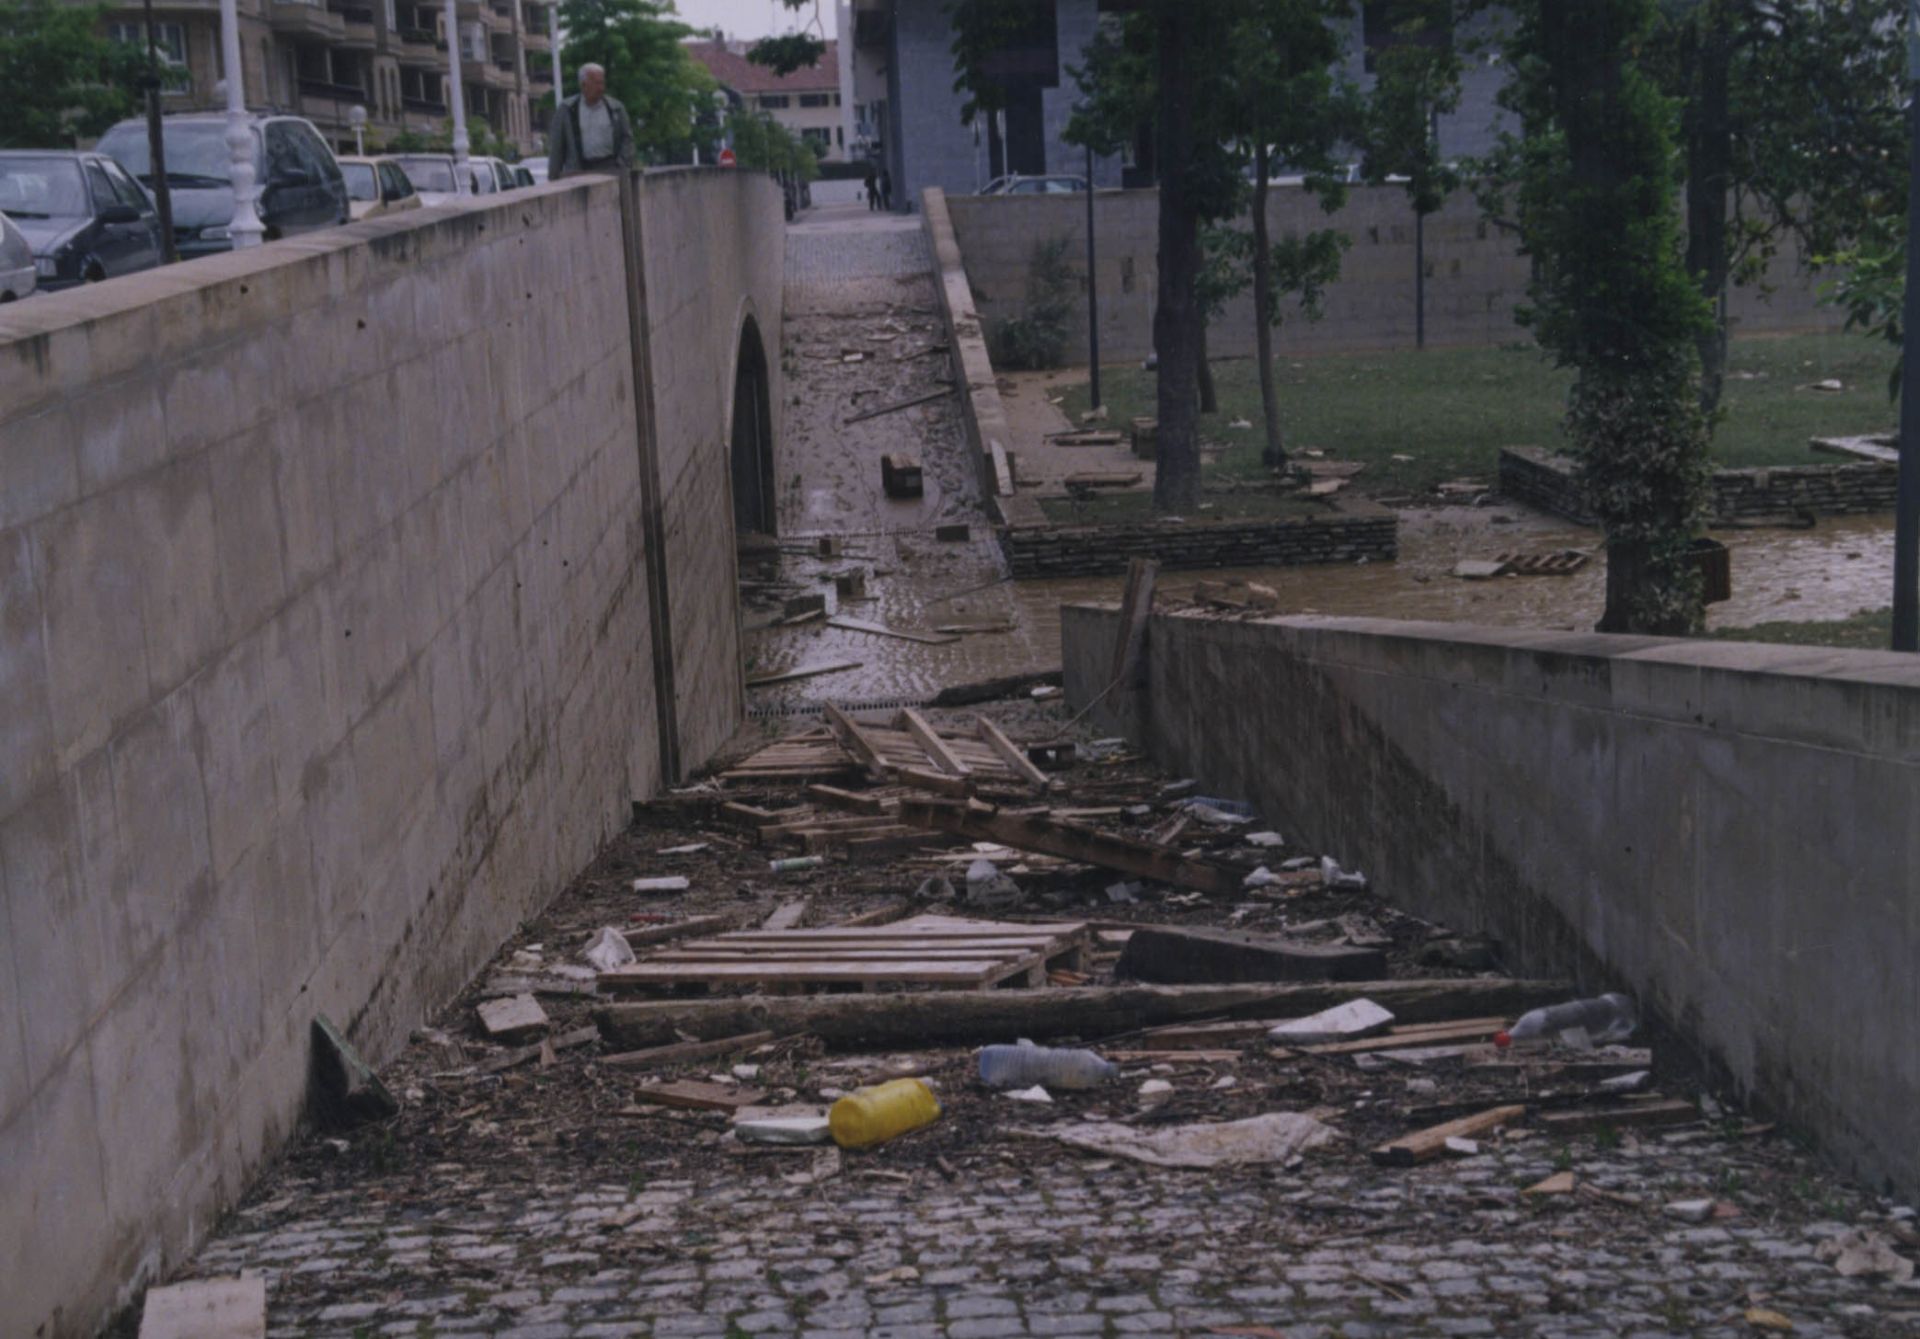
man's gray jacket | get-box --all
[547,93,637,179]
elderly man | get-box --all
[548,63,636,179]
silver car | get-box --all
[0,209,35,301]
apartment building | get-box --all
[687,38,847,164]
[102,0,557,156]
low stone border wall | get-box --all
[1499,445,1898,527]
[1002,501,1398,577]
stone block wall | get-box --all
[1499,446,1899,527]
[0,171,780,1337]
[948,187,1844,365]
[1063,605,1920,1202]
[1003,504,1398,578]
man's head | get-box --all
[579,63,606,105]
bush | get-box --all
[987,237,1077,371]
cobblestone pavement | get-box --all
[190,1121,1917,1338]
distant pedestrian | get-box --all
[878,166,893,210]
[548,63,635,180]
[863,161,878,211]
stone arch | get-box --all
[730,314,776,537]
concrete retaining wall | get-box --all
[949,186,1844,365]
[1063,606,1920,1201]
[1499,445,1900,527]
[1003,503,1398,577]
[0,169,781,1337]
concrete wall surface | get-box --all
[0,169,777,1337]
[634,168,784,769]
[950,186,1844,364]
[1062,606,1920,1200]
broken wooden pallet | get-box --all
[1494,549,1590,576]
[598,914,1093,994]
[724,713,1045,793]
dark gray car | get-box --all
[0,150,165,290]
[97,113,348,258]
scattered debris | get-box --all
[881,452,924,497]
[1038,1111,1340,1169]
[746,659,864,688]
[138,1276,266,1339]
[829,1078,942,1148]
[733,1108,832,1145]
[1815,1228,1916,1282]
[476,994,549,1043]
[309,1014,400,1131]
[583,926,637,972]
[1118,925,1387,984]
[627,1079,768,1113]
[1371,1104,1526,1167]
[1266,998,1396,1044]
[844,386,954,426]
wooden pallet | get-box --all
[1493,550,1590,576]
[720,712,1045,792]
[598,914,1093,994]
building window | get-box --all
[798,92,829,108]
[759,94,789,109]
[111,20,187,66]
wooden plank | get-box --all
[762,899,811,931]
[836,901,911,927]
[603,960,1011,987]
[989,437,1015,496]
[477,993,549,1042]
[647,948,1064,963]
[139,1277,266,1339]
[624,915,736,949]
[806,784,895,816]
[896,765,972,797]
[1120,925,1387,984]
[746,659,863,688]
[1110,557,1160,690]
[976,716,1050,788]
[1371,1104,1528,1166]
[898,798,1240,896]
[1292,1019,1507,1057]
[844,386,952,425]
[629,1079,769,1112]
[823,703,891,781]
[1106,1048,1242,1063]
[898,708,972,776]
[827,616,959,646]
[602,1030,776,1070]
[1537,1098,1697,1135]
[476,1023,601,1075]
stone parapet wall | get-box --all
[1499,445,1899,526]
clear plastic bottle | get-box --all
[977,1040,1119,1090]
[828,1078,942,1149]
[1495,993,1637,1048]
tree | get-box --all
[0,0,146,147]
[554,0,718,162]
[1359,0,1464,354]
[725,109,818,181]
[1651,0,1904,413]
[1499,0,1714,634]
[1219,0,1356,467]
[750,0,827,76]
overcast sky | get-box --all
[672,0,839,43]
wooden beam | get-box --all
[989,438,1015,496]
[900,797,1238,894]
[806,784,896,816]
[601,1030,776,1071]
[746,659,863,688]
[836,900,911,927]
[1537,1099,1697,1135]
[476,1023,601,1075]
[895,766,972,797]
[822,702,891,781]
[1371,1105,1528,1166]
[623,915,736,949]
[844,386,953,425]
[1110,557,1159,690]
[828,616,959,646]
[762,899,810,931]
[975,715,1050,788]
[897,708,972,776]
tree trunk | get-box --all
[1151,0,1202,514]
[1252,141,1285,470]
[1196,317,1218,413]
[1597,539,1699,636]
[1682,0,1733,418]
[595,977,1576,1052]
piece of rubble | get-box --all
[584,926,637,972]
[1267,998,1395,1045]
[138,1276,265,1339]
[1243,866,1280,889]
[633,876,692,893]
[1245,831,1284,847]
[1040,1111,1339,1169]
[1320,857,1368,891]
[1372,1104,1526,1166]
[1138,1078,1174,1099]
[1524,1171,1577,1196]
[1744,1309,1794,1333]
[733,1108,832,1145]
[1815,1228,1916,1281]
[477,994,549,1043]
[1005,1085,1054,1104]
[1443,1135,1480,1156]
[1118,925,1387,984]
[309,1015,400,1131]
[1665,1199,1716,1223]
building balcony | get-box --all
[479,60,517,89]
[269,0,346,41]
[329,2,376,47]
[522,29,549,50]
[527,64,552,85]
[402,94,446,114]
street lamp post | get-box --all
[218,0,263,247]
[140,0,176,263]
[349,104,367,156]
[1085,139,1100,412]
[444,0,471,195]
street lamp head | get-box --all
[349,104,367,128]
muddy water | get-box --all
[747,508,1895,706]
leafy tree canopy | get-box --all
[554,0,718,161]
[0,0,146,148]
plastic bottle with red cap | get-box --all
[1494,993,1637,1049]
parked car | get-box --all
[979,174,1086,196]
[0,150,164,289]
[336,155,423,221]
[0,210,36,300]
[523,160,549,186]
[390,154,466,207]
[512,165,535,188]
[96,112,348,257]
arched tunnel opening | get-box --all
[730,316,776,539]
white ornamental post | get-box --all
[219,0,264,246]
[445,0,471,195]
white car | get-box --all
[0,210,36,301]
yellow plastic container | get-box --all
[828,1078,941,1149]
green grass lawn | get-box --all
[1058,333,1896,496]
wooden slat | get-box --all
[1110,557,1159,690]
[1537,1099,1697,1135]
[602,1030,775,1070]
[1290,1019,1506,1057]
[896,766,972,797]
[806,784,896,816]
[762,899,810,931]
[975,716,1050,788]
[835,900,911,927]
[898,708,972,776]
[823,703,890,781]
[1371,1105,1528,1166]
[603,960,1012,985]
[899,798,1239,896]
[746,659,863,688]
[624,915,736,949]
[628,1079,768,1112]
[646,948,1061,962]
[828,616,959,646]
